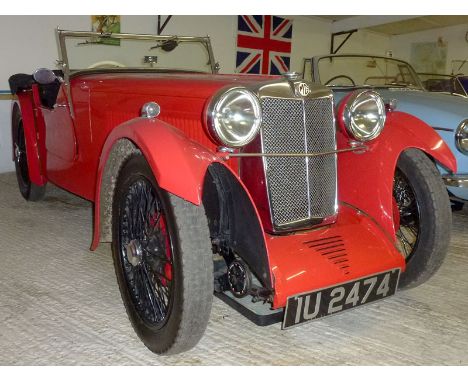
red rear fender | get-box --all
[14,92,47,185]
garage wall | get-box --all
[391,23,468,74]
[0,15,157,174]
[147,16,335,73]
[0,16,339,91]
[0,15,162,89]
[0,102,11,173]
[0,15,391,174]
[330,29,392,56]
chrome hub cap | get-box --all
[14,143,22,163]
[126,239,143,267]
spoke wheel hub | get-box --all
[14,143,22,163]
[227,259,251,298]
[119,177,174,326]
[126,239,144,267]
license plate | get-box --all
[282,269,401,329]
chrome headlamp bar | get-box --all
[220,145,367,160]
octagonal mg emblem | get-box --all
[296,82,311,97]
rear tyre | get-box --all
[13,109,46,201]
[112,154,213,354]
[393,149,451,289]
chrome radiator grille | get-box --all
[261,96,337,229]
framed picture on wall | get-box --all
[91,15,121,46]
[410,39,447,74]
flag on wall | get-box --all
[236,15,293,75]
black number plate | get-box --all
[282,269,401,329]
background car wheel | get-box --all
[13,109,46,201]
[112,154,213,354]
[450,199,464,211]
[393,149,451,289]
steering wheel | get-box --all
[325,75,356,86]
[87,60,126,69]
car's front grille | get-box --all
[260,96,337,229]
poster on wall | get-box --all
[410,39,447,74]
[91,15,121,46]
[236,15,293,75]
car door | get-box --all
[39,83,77,163]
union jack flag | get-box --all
[236,15,293,75]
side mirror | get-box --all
[33,68,57,85]
[150,39,178,52]
[161,39,178,52]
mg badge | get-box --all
[297,82,311,97]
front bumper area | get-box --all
[267,203,405,308]
[443,174,468,188]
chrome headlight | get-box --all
[342,90,386,141]
[455,120,468,155]
[207,88,262,148]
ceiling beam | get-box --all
[331,15,422,33]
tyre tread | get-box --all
[112,153,213,355]
[13,108,46,202]
[397,149,451,288]
[165,194,213,354]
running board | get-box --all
[214,290,283,326]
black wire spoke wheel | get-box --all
[227,259,251,298]
[112,153,213,354]
[12,107,46,201]
[393,169,420,261]
[119,177,174,328]
[393,149,451,289]
[15,122,30,189]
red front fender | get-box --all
[91,117,225,249]
[338,110,457,239]
[110,118,222,204]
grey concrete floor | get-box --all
[0,172,467,365]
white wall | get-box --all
[0,15,159,174]
[0,15,343,89]
[391,23,468,74]
[289,16,331,71]
[0,15,160,89]
[0,102,12,173]
[339,29,391,55]
[0,15,393,174]
[153,16,238,73]
[152,15,336,73]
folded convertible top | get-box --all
[8,73,34,94]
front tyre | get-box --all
[393,149,451,289]
[112,154,213,354]
[13,109,46,201]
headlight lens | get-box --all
[455,120,468,155]
[342,90,386,141]
[207,88,262,147]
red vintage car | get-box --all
[9,30,456,354]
